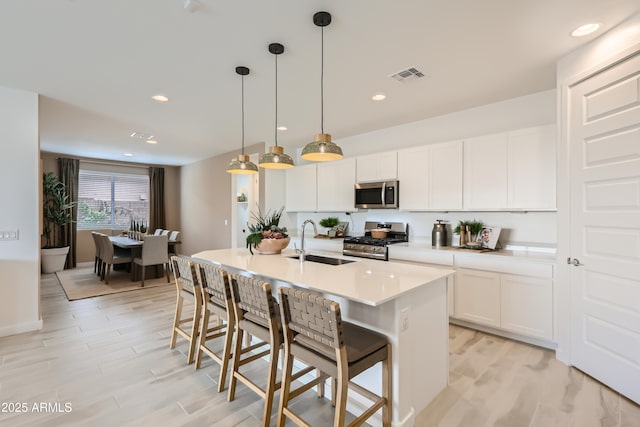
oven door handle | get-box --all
[381,182,386,206]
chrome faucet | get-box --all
[298,219,317,261]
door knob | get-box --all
[567,257,583,266]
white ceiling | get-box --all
[1,0,638,166]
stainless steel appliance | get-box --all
[343,221,408,261]
[432,220,448,248]
[354,180,399,209]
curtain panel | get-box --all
[149,167,166,233]
[59,157,79,269]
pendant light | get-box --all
[227,66,259,175]
[301,11,343,162]
[259,43,295,169]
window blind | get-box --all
[77,169,149,230]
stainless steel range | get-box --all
[342,221,408,261]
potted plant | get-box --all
[319,216,339,237]
[454,219,484,247]
[41,172,76,273]
[246,206,290,255]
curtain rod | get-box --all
[57,157,152,169]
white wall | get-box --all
[0,87,41,337]
[286,89,557,246]
[554,12,640,364]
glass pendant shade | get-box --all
[259,42,294,169]
[226,66,258,175]
[227,154,258,174]
[259,145,294,169]
[301,133,343,161]
[303,11,343,162]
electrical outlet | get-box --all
[0,229,19,241]
[401,307,410,331]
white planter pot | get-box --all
[41,247,70,273]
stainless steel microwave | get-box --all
[354,181,399,209]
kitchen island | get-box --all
[192,248,455,427]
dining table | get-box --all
[108,235,181,280]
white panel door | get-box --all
[569,51,640,404]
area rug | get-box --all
[56,263,174,301]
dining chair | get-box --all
[161,230,171,236]
[194,261,235,392]
[277,287,392,427]
[91,231,102,275]
[132,235,170,286]
[97,234,132,284]
[153,228,163,236]
[169,255,202,364]
[168,231,181,259]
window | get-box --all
[77,169,149,230]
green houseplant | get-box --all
[319,216,339,236]
[454,219,484,246]
[246,206,289,255]
[42,172,76,273]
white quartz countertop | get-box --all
[192,248,454,306]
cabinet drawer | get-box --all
[455,255,553,278]
[389,246,454,266]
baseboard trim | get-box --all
[0,318,43,338]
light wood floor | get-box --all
[0,273,638,427]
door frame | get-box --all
[556,41,640,365]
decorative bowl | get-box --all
[255,237,291,254]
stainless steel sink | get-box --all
[288,254,356,265]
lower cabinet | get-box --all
[453,267,553,341]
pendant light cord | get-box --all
[320,25,324,134]
[241,74,245,155]
[275,53,278,147]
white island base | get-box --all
[192,248,452,427]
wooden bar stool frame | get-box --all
[169,255,202,364]
[228,275,314,427]
[277,287,392,427]
[194,262,235,392]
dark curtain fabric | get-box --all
[58,157,79,269]
[149,167,166,233]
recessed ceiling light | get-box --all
[124,153,134,157]
[571,23,600,37]
[151,94,169,102]
[146,139,158,144]
[372,93,386,101]
[277,126,288,131]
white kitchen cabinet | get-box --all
[285,163,317,212]
[500,274,553,340]
[317,158,356,212]
[397,140,463,210]
[463,133,508,209]
[454,268,501,328]
[507,125,556,209]
[356,151,397,182]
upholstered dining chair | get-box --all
[91,231,102,275]
[132,235,170,286]
[194,261,235,392]
[161,230,171,236]
[153,228,163,235]
[96,234,132,284]
[228,275,313,426]
[170,255,202,364]
[277,287,392,427]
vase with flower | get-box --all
[246,206,290,254]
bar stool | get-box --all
[194,261,235,392]
[227,275,314,426]
[169,255,202,364]
[277,287,392,427]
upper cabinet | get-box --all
[507,125,556,210]
[317,158,356,212]
[356,151,397,182]
[463,133,509,209]
[463,125,556,210]
[285,164,317,212]
[398,140,463,210]
[285,159,356,212]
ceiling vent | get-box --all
[389,67,425,82]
